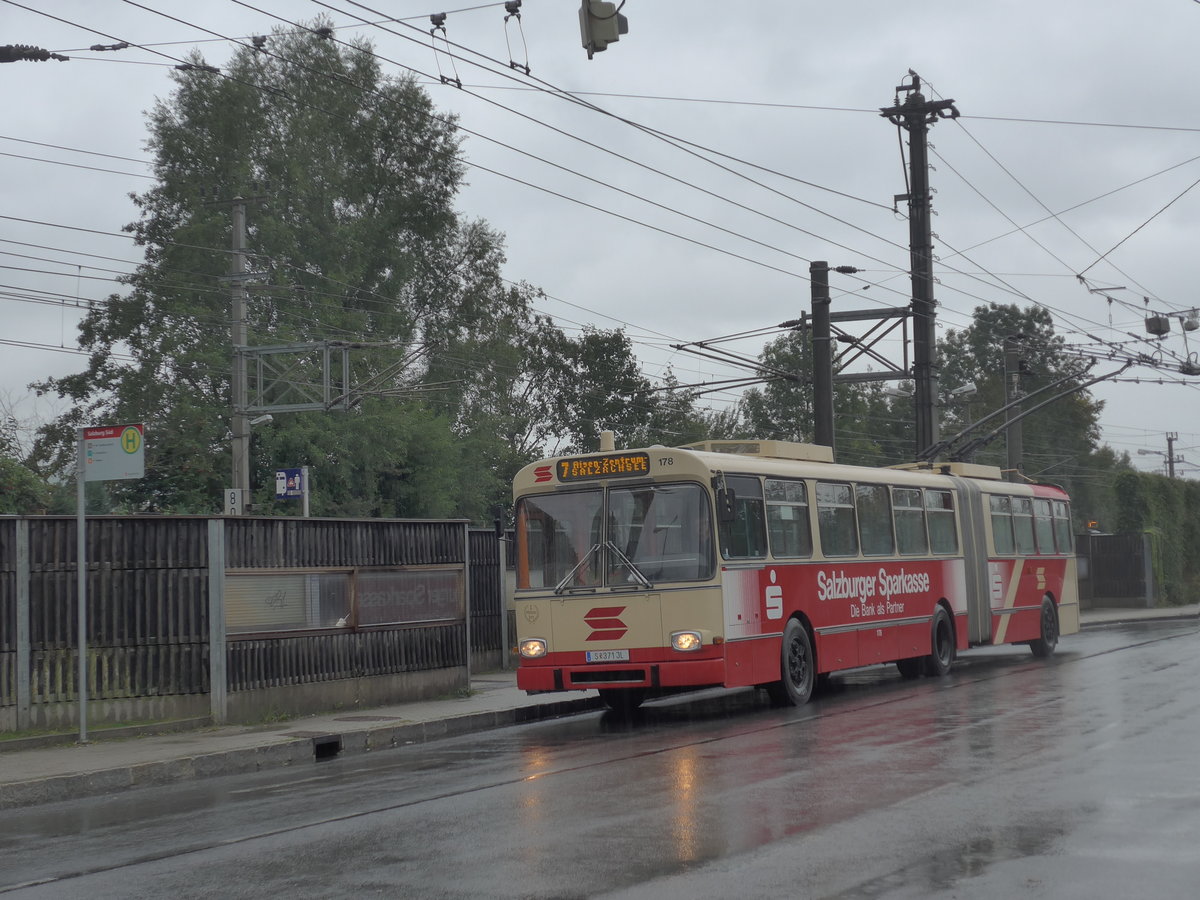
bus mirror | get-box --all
[716,488,737,524]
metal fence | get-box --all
[1076,532,1155,608]
[29,517,211,706]
[0,519,15,711]
[0,516,507,730]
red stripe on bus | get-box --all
[586,629,627,642]
[584,607,626,621]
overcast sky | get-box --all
[4,0,1200,477]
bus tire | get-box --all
[1029,597,1059,658]
[598,688,645,713]
[767,619,816,706]
[923,606,955,677]
[896,657,923,679]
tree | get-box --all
[30,20,539,519]
[734,329,901,462]
[936,303,1121,523]
[0,409,52,514]
[0,457,51,514]
[739,330,813,443]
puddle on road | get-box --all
[825,809,1084,899]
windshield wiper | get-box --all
[606,540,654,590]
[554,543,601,594]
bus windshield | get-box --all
[607,484,715,584]
[516,483,714,590]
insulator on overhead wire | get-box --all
[0,44,69,63]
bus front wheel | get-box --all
[598,688,645,713]
[767,619,816,706]
[923,606,955,677]
[896,657,923,679]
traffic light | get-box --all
[579,0,628,59]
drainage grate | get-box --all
[312,734,342,761]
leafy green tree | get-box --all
[734,330,901,461]
[626,371,713,449]
[0,457,51,514]
[936,303,1124,524]
[0,413,52,514]
[739,330,814,443]
[30,21,543,520]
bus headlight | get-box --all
[671,631,703,652]
[519,638,548,659]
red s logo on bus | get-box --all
[534,465,553,483]
[585,607,627,641]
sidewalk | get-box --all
[2,604,1196,810]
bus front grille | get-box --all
[569,669,645,685]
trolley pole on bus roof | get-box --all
[881,73,958,459]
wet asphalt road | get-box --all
[2,619,1198,899]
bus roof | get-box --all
[510,440,1080,501]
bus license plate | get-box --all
[586,649,629,663]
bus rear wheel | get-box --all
[598,688,645,713]
[767,619,815,706]
[1029,597,1059,658]
[923,606,955,677]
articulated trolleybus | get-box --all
[512,435,1079,710]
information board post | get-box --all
[75,437,87,743]
[76,424,144,743]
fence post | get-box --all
[498,531,508,671]
[463,521,472,684]
[16,518,30,731]
[208,518,227,723]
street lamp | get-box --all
[1136,447,1176,478]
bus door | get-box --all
[950,476,992,644]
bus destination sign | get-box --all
[558,452,651,482]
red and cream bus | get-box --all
[512,436,1079,710]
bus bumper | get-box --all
[517,657,726,693]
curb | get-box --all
[1082,612,1200,627]
[0,695,604,810]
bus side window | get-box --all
[816,482,858,557]
[926,489,959,554]
[990,495,1015,555]
[1033,498,1055,554]
[856,483,895,556]
[893,488,928,555]
[765,478,813,558]
[719,475,767,559]
[1012,497,1036,555]
[1052,500,1073,553]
